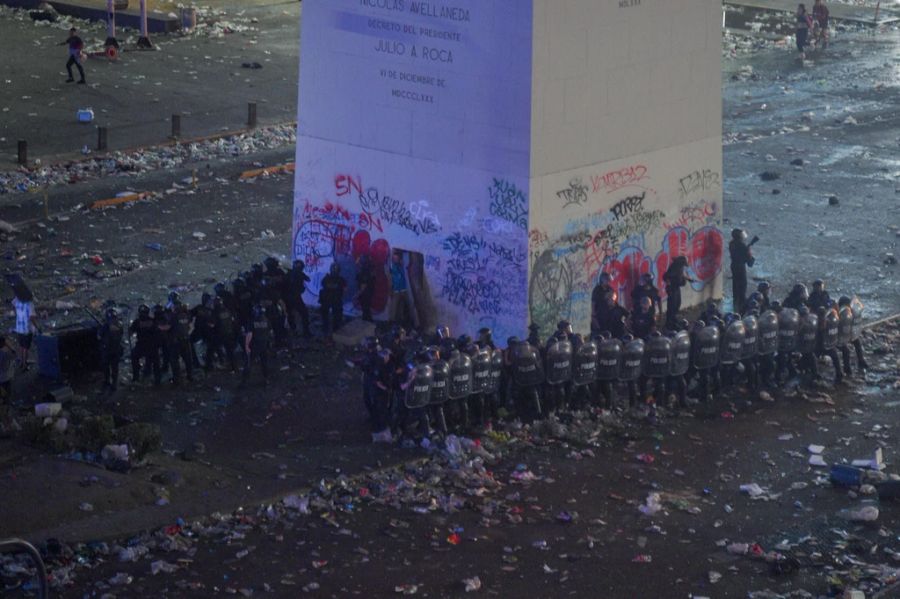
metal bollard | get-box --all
[97,126,108,151]
[171,114,181,139]
[17,140,27,166]
[247,102,257,128]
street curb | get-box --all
[90,192,149,210]
[238,162,295,180]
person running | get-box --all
[795,4,813,60]
[60,27,86,84]
[812,0,830,50]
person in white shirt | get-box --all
[11,284,38,371]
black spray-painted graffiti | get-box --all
[488,178,528,230]
[556,177,589,209]
[359,186,441,236]
[442,232,526,315]
[678,169,720,198]
[529,250,575,328]
[609,192,646,221]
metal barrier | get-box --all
[0,538,48,599]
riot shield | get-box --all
[429,359,450,405]
[545,339,573,386]
[619,338,645,381]
[447,353,473,400]
[798,312,818,354]
[720,320,746,365]
[596,338,622,382]
[741,315,759,360]
[757,310,779,356]
[838,306,854,347]
[572,340,598,386]
[471,349,492,394]
[404,364,433,409]
[669,330,691,376]
[777,308,799,353]
[693,325,720,370]
[643,334,671,379]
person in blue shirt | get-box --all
[389,251,411,328]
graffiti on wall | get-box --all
[488,178,528,229]
[556,177,589,209]
[590,164,649,194]
[441,232,526,316]
[528,164,723,333]
[663,198,718,230]
[677,169,720,199]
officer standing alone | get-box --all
[729,228,758,314]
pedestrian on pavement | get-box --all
[729,228,757,314]
[60,27,86,84]
[812,0,830,49]
[388,251,411,329]
[795,4,812,60]
[11,283,38,372]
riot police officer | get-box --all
[372,348,395,443]
[170,302,194,384]
[319,263,347,337]
[285,260,311,337]
[757,281,773,313]
[233,277,255,334]
[130,304,160,385]
[630,296,656,340]
[631,273,661,318]
[837,295,868,374]
[242,304,272,387]
[98,307,124,392]
[590,272,614,334]
[808,279,832,312]
[526,323,541,348]
[599,294,629,339]
[796,305,819,381]
[729,228,757,314]
[190,293,218,370]
[153,304,173,378]
[816,305,843,385]
[663,256,693,330]
[783,284,809,310]
[213,296,238,372]
[477,327,496,350]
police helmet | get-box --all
[770,300,781,312]
[556,320,573,335]
[798,305,810,317]
[838,296,852,307]
[812,279,825,290]
[757,281,771,294]
[105,307,118,320]
[138,304,150,317]
[264,256,279,270]
[792,283,809,301]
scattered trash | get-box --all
[838,505,879,522]
[462,576,482,592]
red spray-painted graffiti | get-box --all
[602,226,724,309]
[590,165,649,194]
[293,197,391,312]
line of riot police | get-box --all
[355,280,868,444]
[114,256,318,390]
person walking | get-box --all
[795,4,812,60]
[60,27,86,84]
[812,0,830,49]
